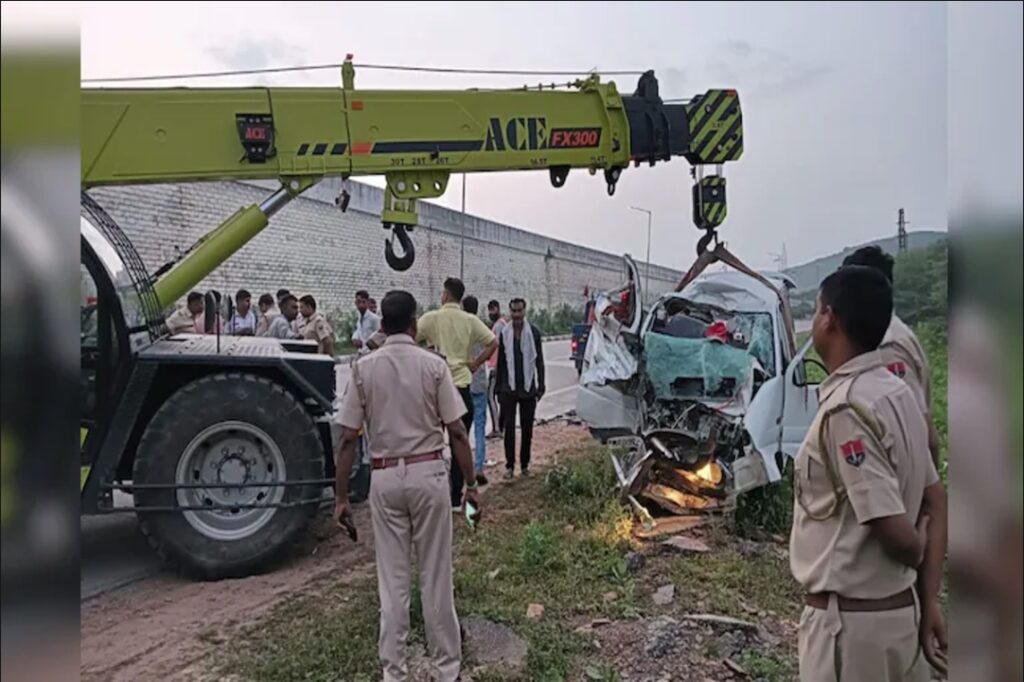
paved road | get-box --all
[80,338,579,599]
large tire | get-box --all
[133,372,323,579]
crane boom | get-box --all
[81,58,742,304]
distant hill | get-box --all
[784,230,947,293]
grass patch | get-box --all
[216,586,383,681]
[733,467,794,539]
[739,649,797,681]
[660,540,802,622]
[209,440,803,681]
[542,450,621,525]
[212,442,640,681]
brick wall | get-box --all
[88,178,682,318]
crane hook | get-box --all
[384,223,416,271]
[696,229,716,256]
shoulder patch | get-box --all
[886,361,907,379]
[840,439,866,467]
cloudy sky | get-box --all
[74,1,961,271]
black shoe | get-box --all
[503,469,514,481]
[520,468,530,477]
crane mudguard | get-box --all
[81,58,742,294]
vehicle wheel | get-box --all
[133,372,323,580]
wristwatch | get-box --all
[466,480,479,490]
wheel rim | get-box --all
[174,421,286,541]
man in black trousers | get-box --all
[496,298,545,479]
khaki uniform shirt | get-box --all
[299,312,334,344]
[878,314,932,419]
[416,303,495,388]
[166,306,199,335]
[337,335,467,458]
[790,350,940,599]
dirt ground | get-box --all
[79,422,588,682]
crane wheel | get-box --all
[133,373,322,580]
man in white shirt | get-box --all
[351,289,382,355]
[255,293,278,336]
[267,294,299,339]
[227,289,257,336]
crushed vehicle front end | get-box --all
[577,260,805,521]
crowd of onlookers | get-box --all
[164,288,383,358]
[165,280,547,486]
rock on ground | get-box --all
[644,616,684,658]
[653,583,675,606]
[461,618,527,670]
[625,551,646,573]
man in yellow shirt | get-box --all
[417,278,497,508]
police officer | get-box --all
[842,245,942,470]
[790,265,947,681]
[297,294,335,357]
[333,290,480,682]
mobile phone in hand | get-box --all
[464,501,479,530]
[340,514,358,542]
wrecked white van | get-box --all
[576,255,821,514]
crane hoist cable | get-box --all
[81,61,647,83]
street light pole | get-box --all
[460,174,466,280]
[630,206,653,297]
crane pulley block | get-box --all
[692,175,727,230]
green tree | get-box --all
[893,240,948,328]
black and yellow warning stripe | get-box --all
[695,175,727,228]
[685,90,743,165]
[705,199,727,227]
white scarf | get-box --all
[502,321,536,392]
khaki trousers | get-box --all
[798,593,930,682]
[370,457,461,682]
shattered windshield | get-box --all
[644,299,776,399]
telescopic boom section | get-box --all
[81,59,742,304]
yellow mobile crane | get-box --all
[79,57,743,578]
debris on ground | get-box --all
[643,616,684,658]
[724,658,748,676]
[632,514,710,540]
[661,534,711,554]
[652,584,675,606]
[462,617,528,670]
[681,613,759,632]
[574,618,613,635]
[590,612,790,681]
[526,603,545,619]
